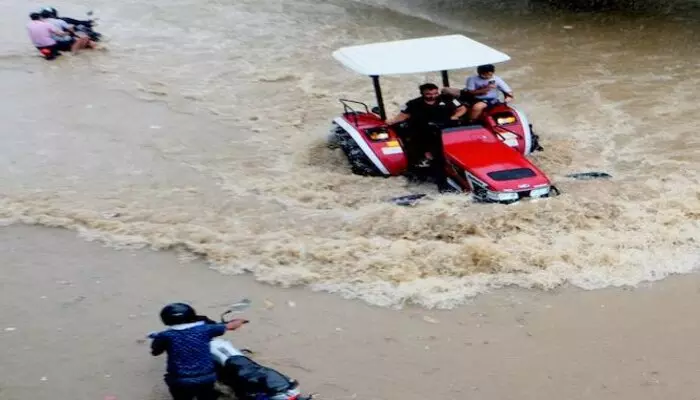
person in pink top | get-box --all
[27,12,67,59]
[40,9,95,54]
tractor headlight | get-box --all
[496,116,516,125]
[530,187,550,197]
[486,191,519,202]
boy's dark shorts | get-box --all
[458,90,498,107]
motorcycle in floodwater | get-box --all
[61,10,103,42]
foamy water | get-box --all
[1,0,698,308]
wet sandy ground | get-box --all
[2,225,700,400]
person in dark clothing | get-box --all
[385,83,466,192]
[150,303,248,400]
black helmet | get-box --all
[160,303,197,325]
[41,7,58,17]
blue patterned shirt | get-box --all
[151,321,227,385]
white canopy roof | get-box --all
[332,34,511,76]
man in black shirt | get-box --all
[385,83,466,192]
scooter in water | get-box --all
[63,10,103,42]
[36,9,104,60]
[149,299,315,400]
[57,10,103,42]
[43,7,104,42]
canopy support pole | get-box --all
[441,70,450,87]
[371,75,387,121]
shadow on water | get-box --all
[363,0,700,19]
[345,0,700,48]
[528,0,700,12]
[428,0,700,12]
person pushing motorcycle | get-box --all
[150,303,247,400]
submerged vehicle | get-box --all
[44,8,103,42]
[37,8,103,60]
[328,34,556,203]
